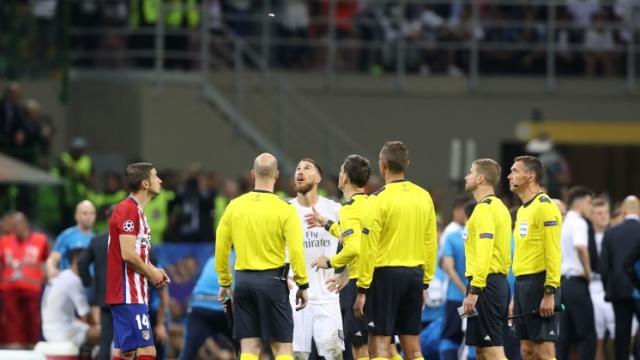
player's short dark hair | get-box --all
[473,158,501,189]
[514,155,545,185]
[380,141,409,173]
[592,197,609,208]
[452,195,471,211]
[299,158,323,177]
[125,162,155,193]
[567,186,594,208]
[67,248,85,265]
[343,155,371,188]
[464,201,477,219]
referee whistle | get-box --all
[508,304,565,320]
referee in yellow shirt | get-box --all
[354,141,438,360]
[508,155,563,360]
[462,159,512,359]
[216,153,310,360]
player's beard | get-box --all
[295,181,314,195]
[464,180,477,192]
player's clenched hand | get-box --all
[353,293,366,320]
[158,268,171,286]
[311,255,330,271]
[296,288,308,311]
[304,207,328,229]
[325,273,348,293]
[148,268,165,288]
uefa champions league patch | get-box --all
[123,220,135,232]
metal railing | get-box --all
[206,22,375,168]
[2,0,638,91]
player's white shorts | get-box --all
[292,300,344,360]
[44,319,89,347]
[591,289,615,339]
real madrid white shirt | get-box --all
[289,196,341,303]
[561,210,589,276]
[42,269,90,340]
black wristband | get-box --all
[326,259,332,269]
[469,286,482,295]
[423,284,429,290]
[324,220,334,232]
[544,285,556,294]
[357,287,368,295]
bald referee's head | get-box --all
[622,195,640,216]
[253,153,279,181]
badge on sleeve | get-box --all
[123,220,135,232]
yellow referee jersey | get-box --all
[512,192,562,288]
[215,190,309,288]
[465,195,512,288]
[357,180,438,290]
[327,193,368,280]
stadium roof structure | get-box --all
[0,153,63,185]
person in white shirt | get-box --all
[614,0,640,43]
[288,158,344,360]
[558,186,596,360]
[589,197,615,360]
[567,0,601,28]
[584,12,615,76]
[42,247,99,347]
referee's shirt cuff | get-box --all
[297,283,309,290]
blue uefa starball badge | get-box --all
[519,222,528,238]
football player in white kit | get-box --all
[289,158,344,360]
[589,197,616,360]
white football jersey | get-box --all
[289,196,341,303]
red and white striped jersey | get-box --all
[106,197,151,305]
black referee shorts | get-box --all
[233,268,293,342]
[342,279,368,345]
[466,274,509,347]
[365,266,423,336]
[514,271,561,342]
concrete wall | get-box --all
[42,73,640,201]
[139,83,257,176]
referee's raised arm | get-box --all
[214,153,309,360]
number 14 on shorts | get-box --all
[135,313,150,330]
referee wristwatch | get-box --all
[544,285,556,295]
[469,286,482,295]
